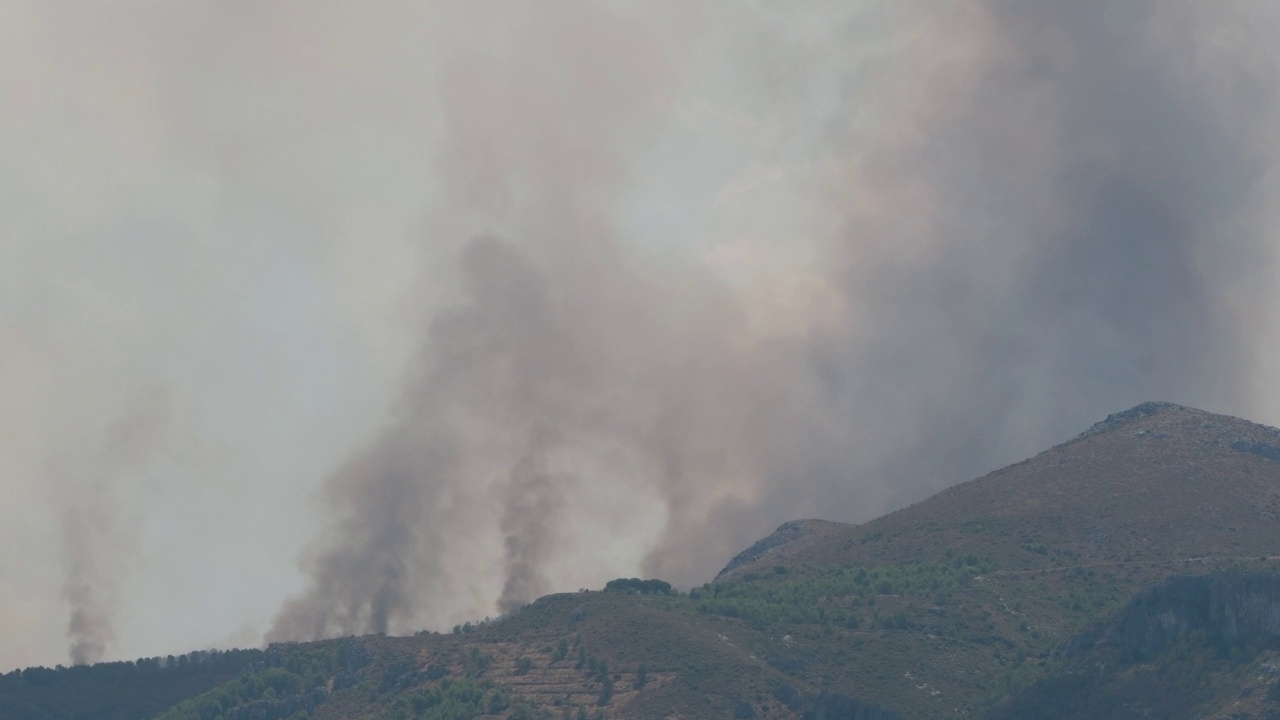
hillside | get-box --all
[0,649,263,720]
[719,402,1280,578]
[7,401,1280,719]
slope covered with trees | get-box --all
[0,649,262,720]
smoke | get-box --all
[497,433,566,615]
[3,0,1280,661]
[646,0,1280,577]
[57,388,172,664]
[266,0,1280,640]
[267,238,574,639]
[62,507,113,665]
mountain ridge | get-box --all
[9,400,1280,720]
[717,401,1280,581]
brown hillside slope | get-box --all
[719,401,1280,579]
[295,402,1280,719]
[86,402,1280,720]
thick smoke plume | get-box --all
[269,1,1280,640]
[3,1,1279,663]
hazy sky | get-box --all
[4,1,1280,669]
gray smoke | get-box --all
[643,0,1280,576]
[58,389,172,664]
[261,0,1280,640]
[63,505,113,666]
[497,433,564,615]
[268,238,593,638]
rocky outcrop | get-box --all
[1071,573,1280,660]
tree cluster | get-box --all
[602,578,673,595]
[0,649,263,720]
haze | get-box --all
[4,0,1280,670]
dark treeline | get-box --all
[0,648,263,720]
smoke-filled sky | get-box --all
[4,0,1280,669]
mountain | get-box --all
[6,401,1280,720]
[719,401,1280,578]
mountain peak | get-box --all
[1070,400,1280,450]
[718,402,1280,580]
[1076,400,1202,439]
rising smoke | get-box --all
[2,0,1278,662]
[57,389,172,664]
[268,1,1280,640]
